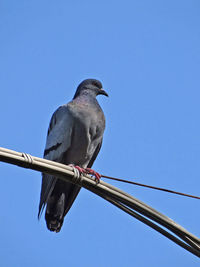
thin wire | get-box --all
[85,183,200,257]
[104,197,200,257]
[2,147,199,200]
[101,174,200,200]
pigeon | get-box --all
[38,79,108,232]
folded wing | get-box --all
[38,105,74,218]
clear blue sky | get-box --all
[0,0,200,266]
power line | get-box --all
[101,175,200,200]
[0,146,200,258]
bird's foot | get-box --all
[85,168,101,183]
[70,165,101,183]
[69,164,85,177]
[74,165,85,174]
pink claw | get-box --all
[85,168,101,182]
[71,165,101,183]
[74,165,85,174]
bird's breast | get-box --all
[64,102,105,167]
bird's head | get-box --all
[73,79,108,99]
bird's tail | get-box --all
[45,214,64,233]
[44,182,81,232]
[45,193,65,233]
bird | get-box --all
[38,79,108,232]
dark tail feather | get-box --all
[45,193,65,233]
[43,181,81,232]
[45,213,64,233]
[38,174,57,219]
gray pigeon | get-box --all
[38,79,108,232]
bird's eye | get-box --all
[92,81,101,88]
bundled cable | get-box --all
[0,147,199,257]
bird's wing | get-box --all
[87,140,103,168]
[38,105,74,218]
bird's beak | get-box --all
[99,89,109,97]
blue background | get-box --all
[0,1,200,266]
